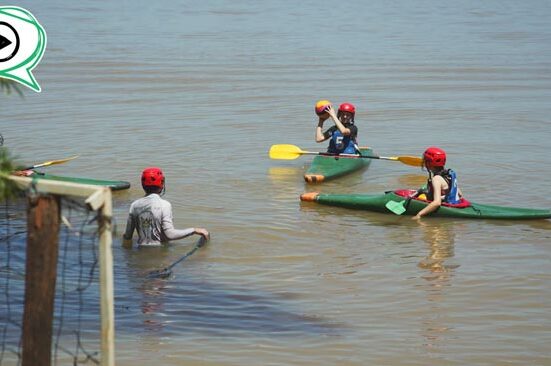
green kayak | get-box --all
[30,172,131,191]
[304,148,373,183]
[300,189,551,220]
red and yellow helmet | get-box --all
[423,147,446,169]
[141,167,165,189]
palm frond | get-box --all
[0,147,20,201]
[0,77,24,97]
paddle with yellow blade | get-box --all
[20,155,79,171]
[269,144,422,167]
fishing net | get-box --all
[0,184,114,366]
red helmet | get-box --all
[141,167,165,189]
[423,147,446,168]
[338,102,356,115]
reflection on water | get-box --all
[3,0,551,364]
[267,166,305,197]
[397,173,427,188]
[417,221,459,276]
[267,166,303,184]
[117,245,341,338]
[416,220,460,351]
[138,278,168,334]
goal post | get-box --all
[6,175,115,366]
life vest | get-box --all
[327,126,357,154]
[427,169,461,204]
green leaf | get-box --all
[0,77,24,97]
[0,147,19,201]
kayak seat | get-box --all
[394,189,472,208]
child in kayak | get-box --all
[413,147,463,220]
[315,102,359,155]
[122,167,209,247]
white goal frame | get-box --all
[8,175,115,366]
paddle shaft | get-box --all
[320,151,422,166]
[404,190,421,206]
[269,144,422,166]
[147,236,207,278]
[307,151,399,161]
[21,156,79,171]
[165,236,206,271]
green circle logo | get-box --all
[0,6,46,92]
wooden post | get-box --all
[21,194,60,366]
[98,188,115,366]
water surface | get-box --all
[2,0,551,365]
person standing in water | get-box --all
[123,167,209,247]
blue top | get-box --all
[324,125,358,154]
[427,169,461,204]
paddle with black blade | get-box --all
[147,236,208,279]
[269,144,422,167]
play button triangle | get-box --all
[0,34,12,50]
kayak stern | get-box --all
[304,174,325,183]
[300,192,320,202]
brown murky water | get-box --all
[2,0,551,365]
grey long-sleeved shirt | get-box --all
[123,193,194,247]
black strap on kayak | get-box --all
[403,189,424,210]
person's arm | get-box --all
[122,214,135,248]
[161,202,210,241]
[315,114,330,142]
[327,106,351,135]
[412,176,444,220]
[164,226,209,241]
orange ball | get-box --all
[315,100,332,116]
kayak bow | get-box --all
[304,148,373,183]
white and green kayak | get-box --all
[30,172,131,191]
